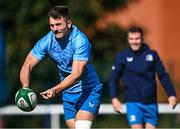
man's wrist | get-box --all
[50,88,56,97]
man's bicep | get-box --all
[72,60,87,77]
[73,39,91,61]
[154,51,167,75]
[24,53,40,69]
[20,53,40,87]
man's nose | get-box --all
[54,25,59,31]
[131,40,137,43]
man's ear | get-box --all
[67,20,72,28]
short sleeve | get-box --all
[31,34,50,61]
[73,36,91,61]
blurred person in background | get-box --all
[109,26,177,129]
[19,5,102,129]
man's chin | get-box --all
[55,34,63,39]
[131,47,141,51]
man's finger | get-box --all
[115,108,124,114]
[172,104,177,110]
[42,95,49,99]
[40,91,46,95]
[40,93,49,99]
[115,110,121,114]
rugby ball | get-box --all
[15,87,37,112]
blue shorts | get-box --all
[62,84,102,120]
[126,102,158,126]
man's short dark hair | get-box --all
[49,5,70,20]
[128,26,143,37]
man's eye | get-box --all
[56,24,61,26]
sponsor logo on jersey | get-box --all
[88,102,95,108]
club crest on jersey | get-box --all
[127,57,133,62]
[146,54,153,61]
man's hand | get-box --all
[168,96,177,109]
[112,98,124,113]
[40,89,56,99]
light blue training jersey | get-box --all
[31,25,101,93]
